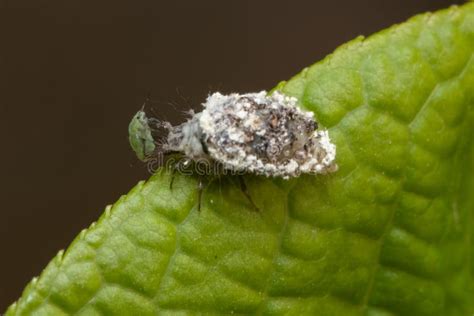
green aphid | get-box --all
[128,110,156,161]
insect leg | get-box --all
[169,164,178,190]
[197,176,205,212]
[238,176,260,212]
[169,156,190,190]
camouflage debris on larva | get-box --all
[161,91,337,179]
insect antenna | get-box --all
[144,97,173,126]
[143,91,152,109]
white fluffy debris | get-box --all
[163,91,337,179]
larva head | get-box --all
[128,110,156,161]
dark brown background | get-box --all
[0,0,461,309]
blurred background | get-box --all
[0,0,462,309]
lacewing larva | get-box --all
[128,91,337,211]
[158,91,337,179]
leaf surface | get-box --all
[6,3,474,316]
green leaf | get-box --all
[6,3,474,315]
